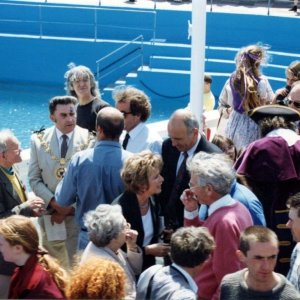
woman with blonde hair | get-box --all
[0,215,67,299]
[66,257,126,299]
[220,44,274,151]
[113,151,170,271]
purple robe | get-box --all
[235,135,300,275]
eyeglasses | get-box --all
[5,147,21,153]
[120,111,132,117]
[72,78,89,85]
[288,99,300,109]
[188,182,202,191]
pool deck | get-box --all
[13,0,300,17]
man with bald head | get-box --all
[157,109,221,229]
[55,107,132,250]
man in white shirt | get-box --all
[113,86,162,154]
[136,226,215,300]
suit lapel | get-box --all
[67,126,80,159]
[49,128,60,158]
[0,169,22,206]
[149,197,159,237]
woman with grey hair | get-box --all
[81,204,142,300]
[64,64,109,132]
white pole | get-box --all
[189,0,206,130]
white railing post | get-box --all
[189,0,207,129]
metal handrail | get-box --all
[96,35,144,82]
[0,2,156,40]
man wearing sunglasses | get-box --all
[288,83,300,112]
[288,83,300,134]
[113,86,162,154]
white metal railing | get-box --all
[95,35,144,83]
[0,2,156,40]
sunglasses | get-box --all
[120,111,132,117]
[288,99,300,109]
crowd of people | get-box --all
[1,43,300,299]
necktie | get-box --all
[122,133,130,150]
[61,135,68,158]
[166,152,189,226]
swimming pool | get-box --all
[0,82,187,149]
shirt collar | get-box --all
[208,194,236,216]
[172,263,198,294]
[266,128,300,146]
[127,122,145,139]
[0,166,14,175]
[55,128,73,142]
[182,134,201,158]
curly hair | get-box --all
[64,64,100,98]
[259,116,295,137]
[233,44,266,112]
[211,134,237,161]
[65,257,126,299]
[0,215,68,294]
[121,150,163,193]
[83,204,125,247]
[113,86,151,122]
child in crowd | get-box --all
[186,74,216,112]
[211,134,237,162]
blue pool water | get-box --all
[0,82,187,149]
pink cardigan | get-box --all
[185,201,253,300]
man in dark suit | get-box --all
[0,129,44,298]
[158,109,222,229]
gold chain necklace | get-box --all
[37,130,93,180]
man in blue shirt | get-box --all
[55,107,131,250]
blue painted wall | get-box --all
[0,1,300,99]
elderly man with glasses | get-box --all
[181,152,253,300]
[0,129,44,298]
